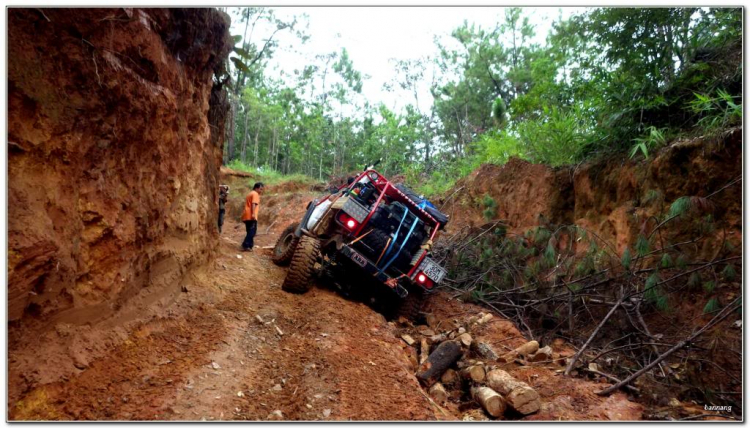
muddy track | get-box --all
[10,218,645,421]
[9,220,436,421]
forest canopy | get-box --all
[218,7,742,195]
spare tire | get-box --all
[359,228,390,260]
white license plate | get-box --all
[419,258,446,284]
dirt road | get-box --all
[10,216,644,421]
[10,219,438,420]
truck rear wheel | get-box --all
[282,236,320,294]
[272,223,300,266]
[393,286,426,321]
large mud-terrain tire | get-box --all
[393,286,427,321]
[282,236,321,294]
[272,223,300,266]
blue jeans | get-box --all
[242,220,257,249]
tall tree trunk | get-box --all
[253,115,263,167]
[269,125,277,168]
[319,139,324,181]
[224,98,236,163]
[240,107,250,163]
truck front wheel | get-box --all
[272,223,300,266]
[281,236,321,294]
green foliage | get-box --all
[668,196,692,218]
[676,254,689,270]
[703,298,720,314]
[661,253,673,269]
[689,88,742,133]
[226,160,318,187]
[222,6,741,194]
[629,126,667,160]
[634,234,650,257]
[645,272,660,292]
[543,242,556,268]
[492,97,507,128]
[687,272,701,290]
[469,289,486,303]
[722,264,736,281]
[516,106,591,166]
[702,281,715,295]
[621,248,632,270]
[482,194,498,221]
[533,228,552,245]
[655,295,670,312]
[643,189,662,205]
[642,272,669,311]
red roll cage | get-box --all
[318,169,442,278]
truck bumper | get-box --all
[340,245,408,298]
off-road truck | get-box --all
[272,168,449,319]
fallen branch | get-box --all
[678,414,738,421]
[582,367,639,394]
[264,220,278,235]
[36,8,51,21]
[565,286,625,376]
[597,297,740,395]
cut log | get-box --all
[486,369,540,415]
[477,313,494,324]
[457,333,473,347]
[420,339,430,365]
[499,340,539,363]
[416,340,463,386]
[471,386,506,418]
[428,333,448,344]
[529,345,553,362]
[461,364,486,383]
[428,382,448,404]
[425,313,439,328]
[401,334,416,346]
[405,346,419,371]
[440,368,458,386]
[471,341,500,361]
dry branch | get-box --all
[565,288,624,376]
[597,297,740,395]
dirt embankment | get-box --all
[219,168,322,237]
[442,127,742,254]
[8,8,232,402]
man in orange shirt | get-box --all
[241,182,264,251]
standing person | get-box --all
[218,185,229,233]
[241,182,264,251]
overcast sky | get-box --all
[229,7,585,116]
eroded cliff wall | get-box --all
[8,8,231,326]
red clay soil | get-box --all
[10,215,646,421]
